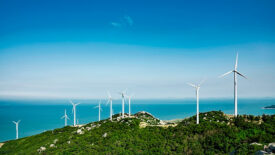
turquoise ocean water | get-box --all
[0,98,274,142]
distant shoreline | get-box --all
[263,108,275,110]
[262,105,275,109]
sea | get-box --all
[0,98,274,142]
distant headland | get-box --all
[263,105,275,109]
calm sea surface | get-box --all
[0,99,274,142]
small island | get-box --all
[263,105,275,109]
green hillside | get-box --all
[0,111,274,154]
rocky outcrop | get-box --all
[102,133,108,138]
[76,128,84,135]
[37,146,46,153]
[50,144,55,148]
[255,142,275,154]
[255,150,268,155]
[250,142,263,146]
[268,143,275,152]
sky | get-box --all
[0,0,274,99]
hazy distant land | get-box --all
[263,105,275,109]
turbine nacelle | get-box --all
[119,88,127,98]
[187,79,205,90]
[61,109,70,120]
[12,120,21,125]
[219,53,247,79]
[70,100,81,107]
[70,100,80,113]
[219,70,247,79]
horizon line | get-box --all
[0,96,274,101]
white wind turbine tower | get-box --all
[119,89,127,118]
[126,93,134,117]
[94,100,103,121]
[12,120,21,139]
[106,92,113,121]
[61,109,69,126]
[70,100,81,126]
[187,80,204,124]
[220,53,247,116]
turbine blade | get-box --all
[107,91,111,98]
[199,79,206,86]
[187,83,196,88]
[118,89,128,96]
[12,121,16,124]
[106,100,110,105]
[76,103,81,106]
[61,116,65,119]
[219,70,233,78]
[235,52,238,70]
[69,100,74,105]
[236,71,247,79]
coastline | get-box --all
[262,108,275,110]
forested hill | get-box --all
[0,111,274,154]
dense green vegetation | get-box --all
[0,111,274,154]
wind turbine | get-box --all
[94,100,103,121]
[106,92,113,121]
[219,53,247,116]
[119,89,127,118]
[187,80,204,124]
[12,120,21,139]
[126,93,134,117]
[61,109,69,126]
[70,100,80,126]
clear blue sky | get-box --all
[0,0,274,99]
